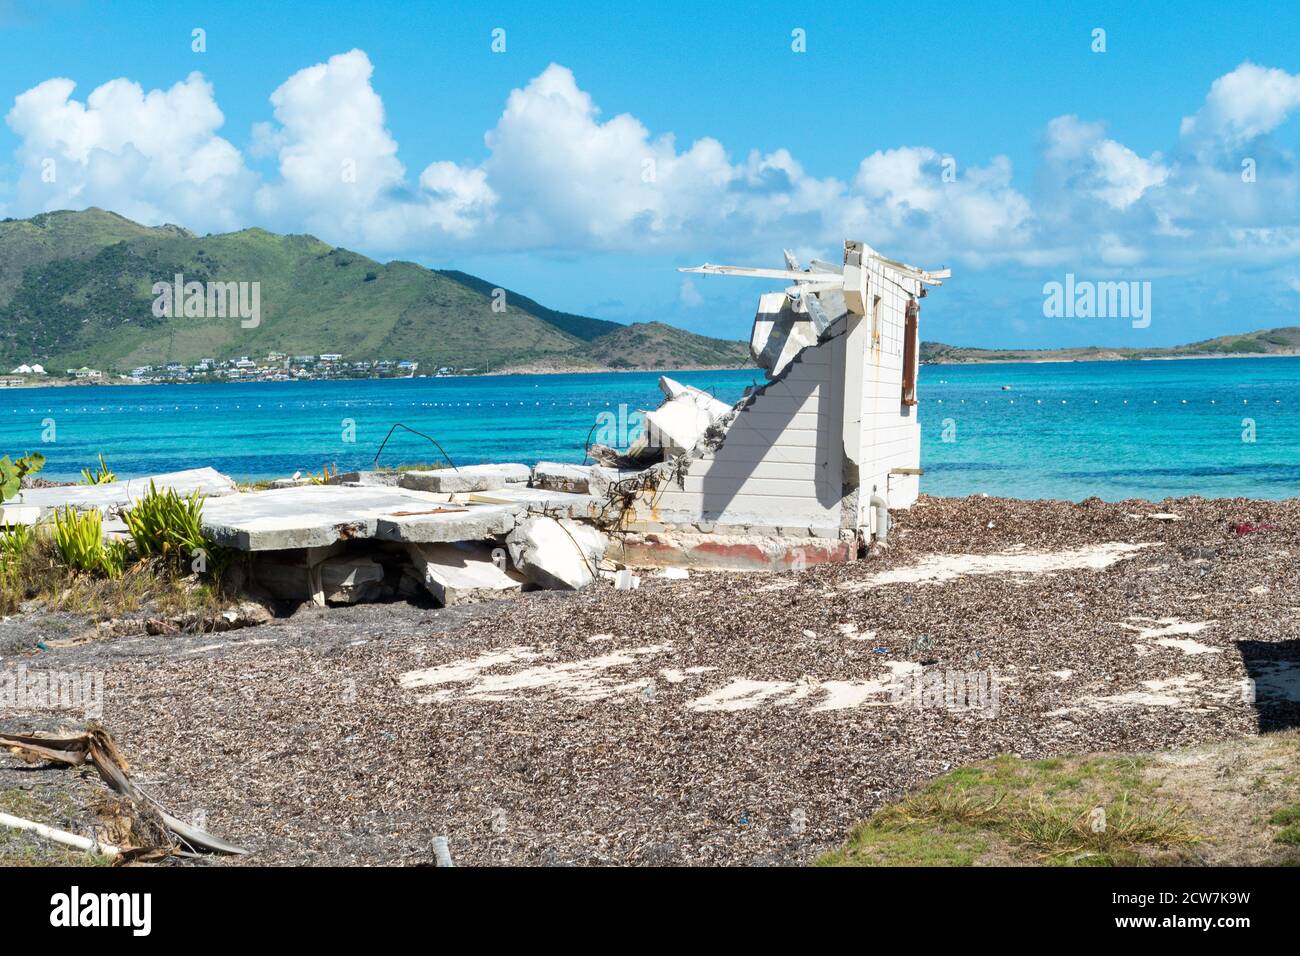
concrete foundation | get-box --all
[609,531,857,572]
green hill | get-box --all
[0,209,751,374]
[577,321,757,369]
[921,327,1300,365]
[436,269,622,341]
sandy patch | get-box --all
[687,678,818,712]
[841,542,1156,590]
[400,644,674,703]
[1117,617,1221,656]
[659,666,716,684]
[682,662,1008,715]
[182,638,276,655]
[1047,673,1246,715]
[1119,617,1214,641]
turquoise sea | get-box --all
[1,356,1298,501]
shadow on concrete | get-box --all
[1239,639,1300,732]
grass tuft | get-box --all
[820,753,1197,867]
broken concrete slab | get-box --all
[528,464,636,499]
[750,291,823,376]
[643,377,735,455]
[202,483,606,552]
[658,376,733,422]
[0,503,39,526]
[374,503,517,544]
[203,484,481,550]
[458,463,530,483]
[10,467,239,520]
[507,515,609,590]
[328,471,402,487]
[405,541,527,606]
[532,461,596,494]
[398,470,507,494]
[320,555,387,604]
[468,486,604,520]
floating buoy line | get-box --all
[0,396,1290,418]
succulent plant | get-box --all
[0,452,45,505]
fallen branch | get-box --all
[0,723,247,856]
[0,811,121,857]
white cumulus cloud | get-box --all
[2,53,1299,285]
[4,71,253,231]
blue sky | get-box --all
[1,0,1298,347]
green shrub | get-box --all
[0,522,37,604]
[0,522,35,560]
[123,483,213,575]
[0,452,45,504]
[51,507,124,577]
[100,539,130,579]
[307,463,336,485]
[80,453,116,485]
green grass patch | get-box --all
[817,821,988,867]
[820,753,1194,867]
[1270,801,1300,845]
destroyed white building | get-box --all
[1,239,947,607]
[607,240,948,570]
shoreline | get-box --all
[10,349,1300,390]
[925,350,1300,367]
[0,363,758,392]
[8,347,1300,391]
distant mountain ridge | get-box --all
[921,327,1300,365]
[0,208,751,374]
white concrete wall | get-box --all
[647,329,844,533]
[857,260,923,513]
[643,258,923,534]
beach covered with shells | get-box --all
[1,493,1297,865]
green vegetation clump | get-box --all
[79,453,116,485]
[1,461,228,618]
[122,482,214,575]
[306,464,337,486]
[0,452,44,504]
[52,507,127,578]
[819,754,1197,867]
[1269,802,1300,845]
